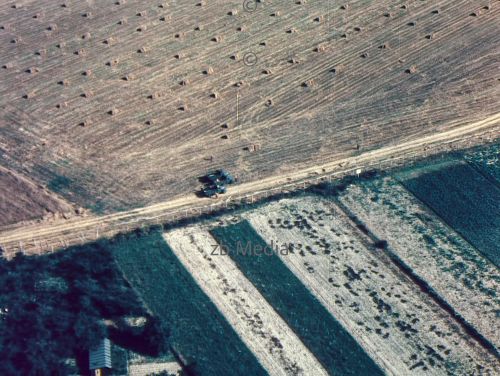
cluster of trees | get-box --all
[0,242,169,375]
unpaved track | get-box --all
[0,113,499,253]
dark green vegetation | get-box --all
[400,161,500,267]
[111,229,266,376]
[465,142,500,186]
[210,221,383,376]
[0,243,168,376]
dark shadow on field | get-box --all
[110,231,266,376]
[210,221,384,376]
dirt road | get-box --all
[1,113,498,255]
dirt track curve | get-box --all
[1,112,499,255]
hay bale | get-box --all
[106,58,119,66]
[301,79,316,88]
[79,119,92,127]
[122,74,135,81]
[202,67,214,75]
[26,67,39,74]
[405,65,417,74]
[314,44,326,52]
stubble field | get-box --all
[0,0,498,224]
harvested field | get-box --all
[211,221,384,376]
[243,196,499,375]
[164,227,328,376]
[0,0,499,215]
[0,165,78,227]
[337,176,500,351]
[398,160,500,266]
[111,230,266,376]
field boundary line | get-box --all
[0,113,499,254]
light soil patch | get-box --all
[337,177,500,350]
[164,228,328,376]
[129,361,181,376]
[243,196,499,375]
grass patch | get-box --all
[210,221,383,376]
[111,230,266,376]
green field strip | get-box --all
[399,161,500,267]
[210,221,384,376]
[111,230,266,376]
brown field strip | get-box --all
[1,0,499,218]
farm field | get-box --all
[164,227,328,376]
[0,164,78,227]
[110,230,266,376]
[336,175,500,351]
[0,0,499,218]
[241,196,498,375]
[210,221,384,376]
[397,160,500,266]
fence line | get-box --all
[2,132,497,256]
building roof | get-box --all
[89,338,112,370]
